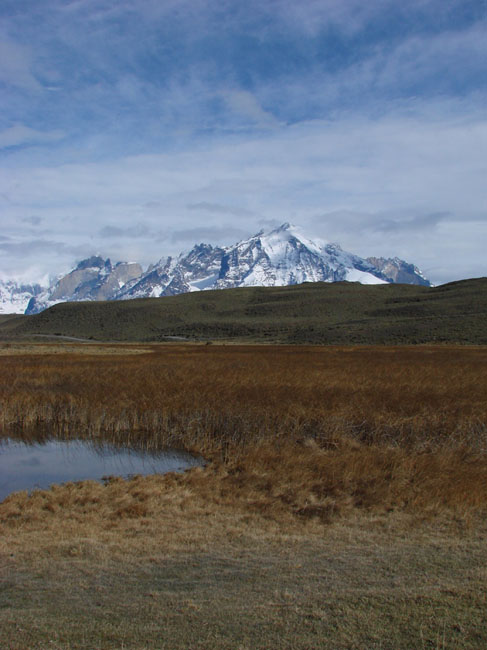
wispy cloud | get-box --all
[221,90,281,129]
[98,223,151,239]
[21,216,43,226]
[0,0,485,284]
[187,202,257,218]
[170,226,249,244]
[0,125,65,149]
[374,212,451,233]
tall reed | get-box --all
[1,344,486,454]
[1,344,487,516]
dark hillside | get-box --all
[0,278,486,344]
[0,314,22,324]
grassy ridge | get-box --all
[1,277,486,343]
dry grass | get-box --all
[1,343,487,519]
[1,343,487,648]
[0,342,148,356]
[1,474,487,648]
[2,344,487,448]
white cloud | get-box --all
[170,225,249,244]
[187,202,257,218]
[1,100,485,283]
[0,125,65,149]
[275,0,389,36]
[222,90,280,129]
[0,0,484,285]
[98,223,151,239]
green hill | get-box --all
[1,278,486,344]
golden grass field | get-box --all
[1,343,487,648]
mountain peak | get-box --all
[75,256,109,271]
[0,223,431,314]
[251,223,296,240]
[275,221,292,231]
[266,222,298,237]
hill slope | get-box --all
[1,278,486,345]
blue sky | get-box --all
[1,0,486,284]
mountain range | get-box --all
[0,223,430,314]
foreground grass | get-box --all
[0,343,486,648]
[1,480,486,649]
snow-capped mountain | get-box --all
[215,223,388,288]
[119,243,224,299]
[2,223,431,314]
[117,223,429,301]
[25,256,143,314]
[0,280,44,314]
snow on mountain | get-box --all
[118,244,224,300]
[0,280,44,314]
[214,223,387,289]
[25,256,143,314]
[0,223,431,314]
[115,223,390,301]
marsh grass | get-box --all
[1,344,486,519]
[1,344,487,648]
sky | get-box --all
[1,0,486,285]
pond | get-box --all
[0,438,203,502]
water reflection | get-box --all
[0,438,203,501]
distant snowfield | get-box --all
[189,273,220,291]
[345,269,387,284]
[0,282,41,314]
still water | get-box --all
[0,439,203,502]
